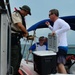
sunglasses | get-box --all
[49,13,53,16]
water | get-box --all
[21,44,33,60]
[20,37,34,60]
[67,45,75,54]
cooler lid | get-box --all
[48,33,58,52]
[33,51,56,56]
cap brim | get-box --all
[19,7,31,15]
[29,11,31,15]
[19,7,22,10]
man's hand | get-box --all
[52,31,56,36]
[29,50,32,53]
[45,21,50,26]
[23,32,28,37]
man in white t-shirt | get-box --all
[45,9,70,74]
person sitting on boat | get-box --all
[29,36,48,53]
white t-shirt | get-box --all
[36,44,46,51]
[49,18,70,46]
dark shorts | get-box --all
[57,55,66,65]
[57,46,68,65]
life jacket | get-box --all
[15,10,26,28]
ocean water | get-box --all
[21,44,33,60]
[20,38,34,60]
[67,45,75,54]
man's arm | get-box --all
[29,43,36,52]
[17,22,28,37]
[55,21,70,35]
[45,21,53,30]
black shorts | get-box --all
[57,47,67,57]
[57,47,68,65]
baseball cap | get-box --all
[19,5,31,15]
